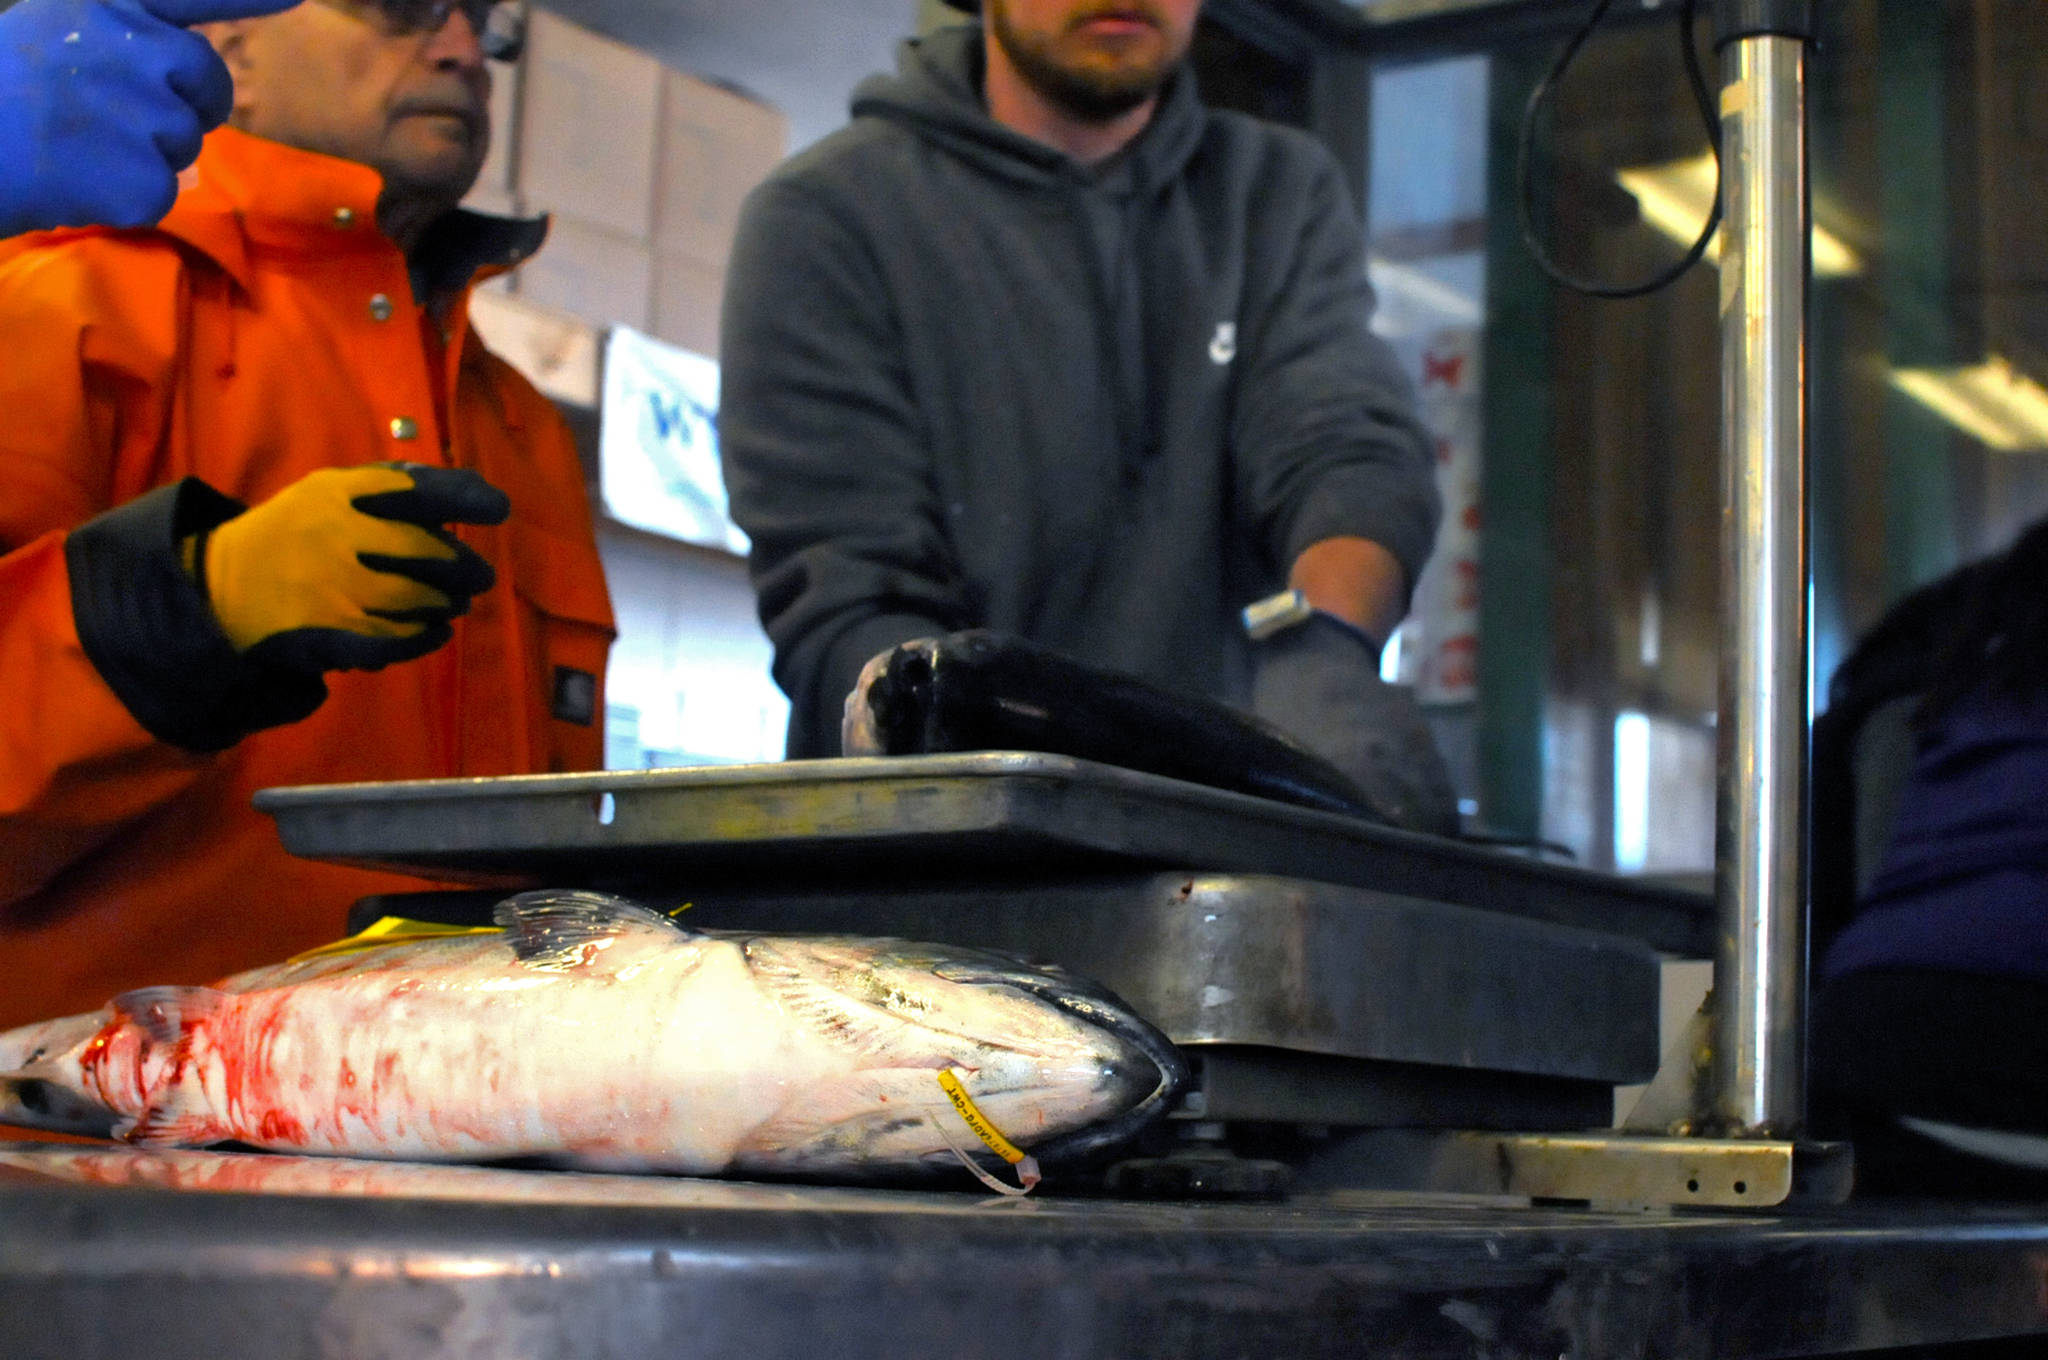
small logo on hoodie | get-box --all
[1209,322,1238,366]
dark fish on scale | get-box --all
[841,629,1393,823]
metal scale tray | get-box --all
[258,755,1695,1127]
[257,753,1712,953]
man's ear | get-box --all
[197,19,248,56]
[198,21,258,125]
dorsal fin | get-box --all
[494,890,691,971]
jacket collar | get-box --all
[160,126,547,297]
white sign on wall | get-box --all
[1392,326,1484,706]
[599,325,749,556]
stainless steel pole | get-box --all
[1712,16,1811,1137]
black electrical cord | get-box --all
[1516,0,1724,299]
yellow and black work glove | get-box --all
[189,464,509,675]
[64,467,508,754]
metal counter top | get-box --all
[4,1145,2046,1360]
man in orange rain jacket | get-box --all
[0,0,613,1031]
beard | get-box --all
[986,0,1189,124]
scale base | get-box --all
[1295,1131,1854,1209]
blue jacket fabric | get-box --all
[718,25,1439,756]
[1822,689,2048,983]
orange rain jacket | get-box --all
[0,128,615,1031]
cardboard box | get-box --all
[518,9,662,240]
[650,250,725,358]
[467,288,603,408]
[517,214,653,333]
[653,70,788,270]
[462,52,523,218]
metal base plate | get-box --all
[1295,1131,1856,1208]
[674,873,1664,1087]
[1183,1046,1619,1130]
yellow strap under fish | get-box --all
[286,917,504,965]
[935,1069,1041,1196]
[936,1069,1028,1165]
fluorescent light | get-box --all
[1890,357,2048,452]
[1614,711,1651,874]
[1615,152,1864,279]
[1346,0,1522,20]
[1379,626,1405,684]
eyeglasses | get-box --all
[315,0,526,63]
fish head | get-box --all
[840,637,941,756]
[0,1012,105,1073]
[0,1011,122,1138]
[739,936,1186,1174]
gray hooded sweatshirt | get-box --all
[720,24,1439,757]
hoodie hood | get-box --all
[849,24,1207,193]
[846,22,1206,505]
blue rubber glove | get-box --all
[0,0,300,237]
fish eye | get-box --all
[24,1047,45,1065]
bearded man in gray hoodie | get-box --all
[719,0,1457,833]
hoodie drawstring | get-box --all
[1074,166,1160,492]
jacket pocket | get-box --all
[505,521,615,770]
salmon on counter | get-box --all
[0,891,1185,1190]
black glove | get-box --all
[1249,612,1462,837]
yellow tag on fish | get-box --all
[286,917,504,965]
[935,1068,1028,1166]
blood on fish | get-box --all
[77,1028,113,1086]
[77,1023,130,1108]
